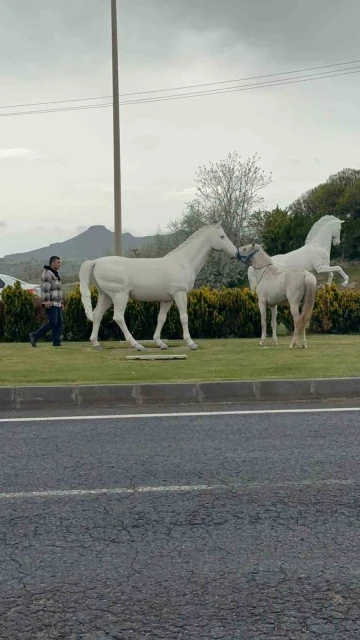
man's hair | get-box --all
[49,256,60,265]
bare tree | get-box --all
[195,152,272,241]
[167,200,205,240]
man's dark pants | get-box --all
[32,306,63,346]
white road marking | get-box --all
[0,407,359,424]
[0,479,356,501]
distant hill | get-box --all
[3,225,154,263]
[0,225,156,279]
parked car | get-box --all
[0,274,41,300]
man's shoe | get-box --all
[29,333,37,348]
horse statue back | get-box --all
[248,215,348,291]
[79,223,237,351]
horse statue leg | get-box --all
[315,264,349,287]
[90,290,112,350]
[271,305,278,346]
[173,291,198,350]
[154,301,172,349]
[302,327,308,350]
[258,300,267,346]
[289,303,301,349]
[113,292,145,351]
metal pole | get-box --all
[111,0,122,255]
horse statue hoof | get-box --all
[189,342,198,350]
[342,280,349,287]
[134,343,145,351]
[93,344,102,351]
[159,341,169,350]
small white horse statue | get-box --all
[248,215,348,292]
[238,243,317,348]
[79,223,238,351]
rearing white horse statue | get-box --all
[248,215,349,292]
[79,223,237,351]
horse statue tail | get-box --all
[297,272,317,335]
[79,259,97,322]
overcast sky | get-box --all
[0,0,359,256]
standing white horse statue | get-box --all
[248,215,348,292]
[238,243,317,349]
[79,223,238,351]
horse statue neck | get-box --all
[252,248,272,270]
[166,228,215,275]
[306,220,336,253]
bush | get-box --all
[0,300,4,342]
[62,285,262,341]
[1,281,37,342]
[0,282,359,343]
[277,284,360,334]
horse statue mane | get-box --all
[166,223,220,256]
[305,215,340,245]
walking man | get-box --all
[29,256,63,347]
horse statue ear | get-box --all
[214,221,222,228]
[251,241,256,247]
[340,220,345,224]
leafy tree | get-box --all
[262,207,290,255]
[279,168,360,258]
[245,208,271,242]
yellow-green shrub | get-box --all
[1,282,37,342]
[1,282,359,342]
[277,284,360,333]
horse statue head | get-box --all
[207,222,238,258]
[331,217,344,246]
[236,242,262,264]
[305,215,344,248]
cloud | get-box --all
[0,221,6,228]
[0,148,43,161]
[134,0,360,64]
[163,187,197,201]
[1,0,359,75]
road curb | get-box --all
[0,378,360,411]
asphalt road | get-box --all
[1,406,360,639]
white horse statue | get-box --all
[248,215,348,292]
[79,223,238,351]
[238,243,317,349]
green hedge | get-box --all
[0,282,359,343]
[277,284,360,334]
[62,286,262,341]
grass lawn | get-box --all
[0,335,359,386]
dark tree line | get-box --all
[262,169,360,260]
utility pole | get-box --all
[111,0,122,255]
